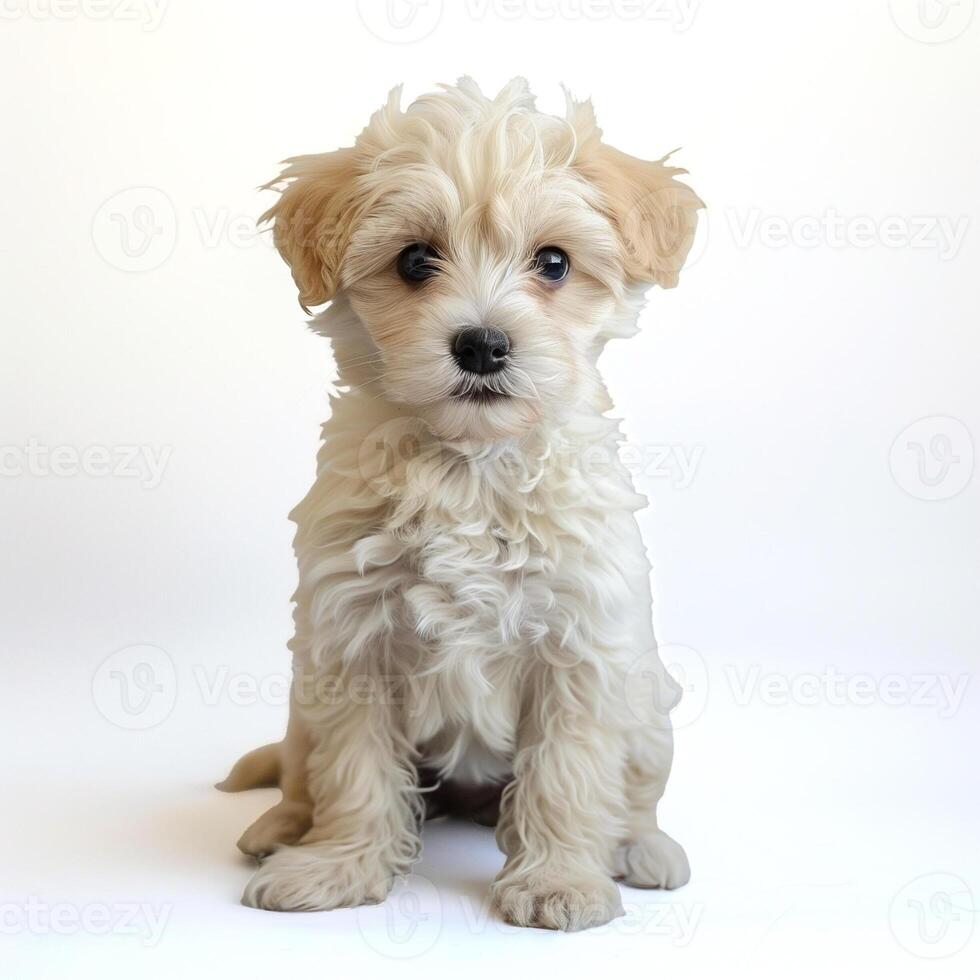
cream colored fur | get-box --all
[221,77,701,932]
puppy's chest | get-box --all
[394,503,549,649]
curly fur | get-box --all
[221,77,701,931]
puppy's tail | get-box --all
[215,742,281,792]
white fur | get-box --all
[224,78,700,932]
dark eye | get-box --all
[533,246,569,283]
[397,242,439,283]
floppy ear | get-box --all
[568,97,703,288]
[260,148,361,310]
[586,145,703,288]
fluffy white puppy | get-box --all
[220,77,702,932]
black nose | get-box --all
[452,327,511,375]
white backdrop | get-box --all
[1,1,978,977]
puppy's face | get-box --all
[342,150,624,443]
[264,79,701,443]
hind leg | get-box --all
[615,724,690,889]
[236,693,314,857]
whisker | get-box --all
[342,352,387,369]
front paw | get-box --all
[616,829,690,889]
[491,868,624,931]
[242,843,394,912]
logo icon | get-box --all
[356,874,443,957]
[889,0,975,43]
[356,0,443,43]
[889,416,973,501]
[625,644,709,730]
[889,873,975,958]
[92,187,177,272]
[92,644,177,730]
[358,416,434,496]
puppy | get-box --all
[219,77,701,932]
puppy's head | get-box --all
[263,77,702,443]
